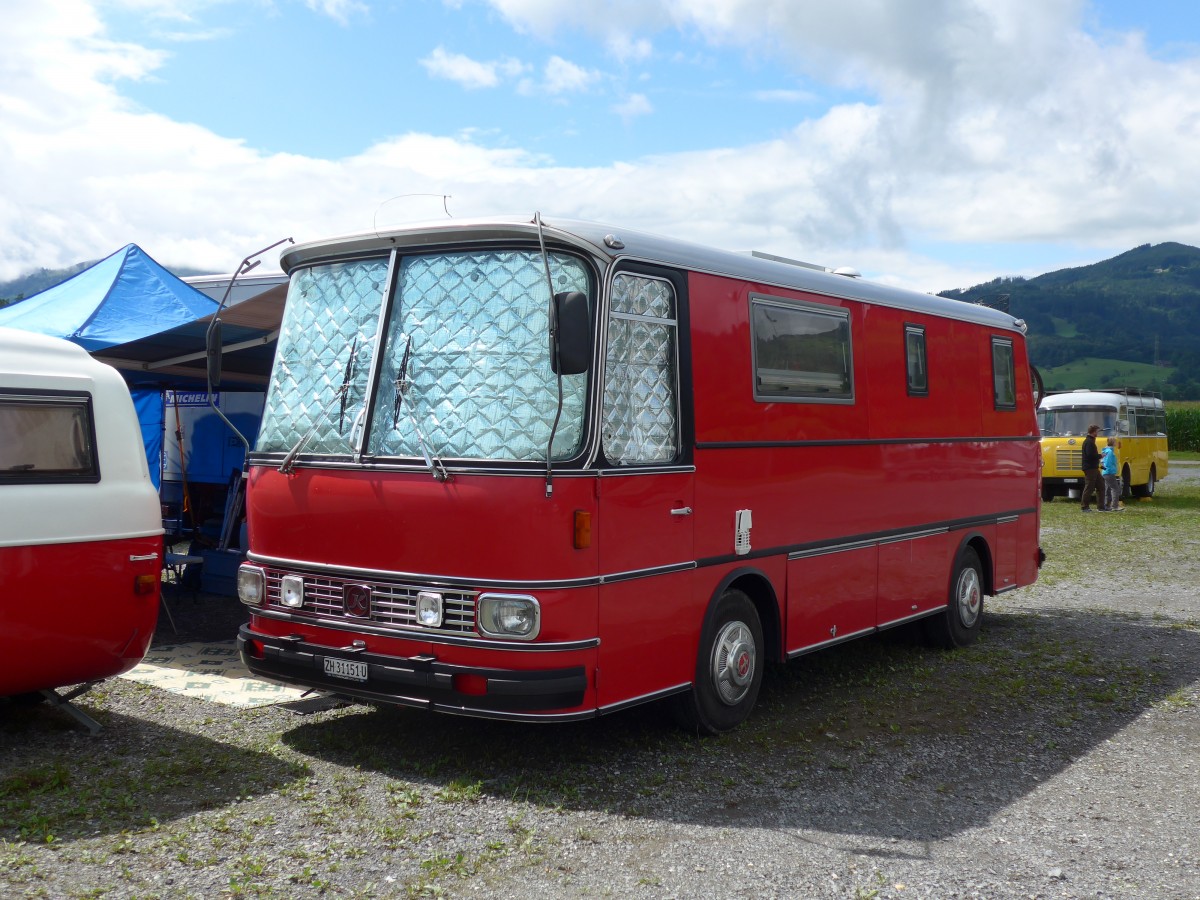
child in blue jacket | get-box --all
[1100,438,1123,512]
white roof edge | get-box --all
[279,215,1025,333]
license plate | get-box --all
[1064,478,1079,483]
[323,657,368,682]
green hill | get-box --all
[940,242,1200,399]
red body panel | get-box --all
[0,536,161,695]
[247,467,598,591]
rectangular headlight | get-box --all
[237,565,265,608]
[280,573,305,608]
[416,591,444,627]
[477,593,540,640]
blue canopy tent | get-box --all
[0,244,221,489]
[0,243,218,351]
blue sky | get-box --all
[3,1,1200,292]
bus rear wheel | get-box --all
[672,589,763,735]
[1133,465,1156,498]
[924,546,984,649]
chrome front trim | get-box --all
[246,553,696,591]
[599,561,695,585]
[251,606,600,652]
[247,552,602,591]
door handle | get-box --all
[129,553,160,562]
[670,507,693,516]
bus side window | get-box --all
[991,338,1016,410]
[905,324,927,396]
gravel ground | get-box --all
[2,467,1199,899]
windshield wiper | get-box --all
[278,340,361,475]
[391,335,451,483]
[338,336,358,432]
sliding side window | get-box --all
[992,338,1016,410]
[905,324,928,396]
[602,273,679,465]
[752,296,853,403]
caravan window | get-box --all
[0,392,99,484]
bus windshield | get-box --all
[257,249,592,463]
[1038,406,1119,437]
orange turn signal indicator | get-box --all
[573,510,592,549]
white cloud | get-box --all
[303,0,369,26]
[420,46,510,89]
[752,88,815,103]
[3,0,1200,294]
[542,56,600,93]
[612,92,653,122]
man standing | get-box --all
[1080,424,1102,512]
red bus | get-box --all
[1,328,162,729]
[235,216,1042,733]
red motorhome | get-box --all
[1,328,162,728]
[235,216,1042,733]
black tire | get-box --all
[1041,486,1055,503]
[1121,466,1132,499]
[924,546,984,649]
[672,589,764,735]
[1133,466,1156,498]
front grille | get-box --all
[1055,448,1082,472]
[264,568,477,635]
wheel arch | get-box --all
[706,566,783,664]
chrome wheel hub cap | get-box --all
[711,621,756,706]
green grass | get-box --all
[1041,357,1173,392]
[1037,477,1200,585]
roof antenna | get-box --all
[374,194,453,236]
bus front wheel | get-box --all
[924,546,984,649]
[673,589,764,735]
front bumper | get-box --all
[238,625,590,721]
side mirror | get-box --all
[206,318,223,388]
[551,291,591,375]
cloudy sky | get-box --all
[2,0,1198,292]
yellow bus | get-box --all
[1038,389,1168,502]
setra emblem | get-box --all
[344,584,372,618]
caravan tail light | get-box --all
[134,574,158,595]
